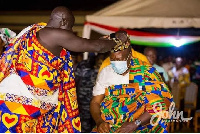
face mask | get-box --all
[110,61,128,74]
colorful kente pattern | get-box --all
[92,58,173,133]
[0,23,81,133]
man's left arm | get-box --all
[115,111,151,133]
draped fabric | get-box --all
[0,23,81,133]
[92,58,173,133]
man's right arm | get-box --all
[44,28,128,53]
[48,28,116,53]
[90,95,105,126]
[90,94,110,133]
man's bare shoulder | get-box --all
[39,27,75,37]
[38,27,76,44]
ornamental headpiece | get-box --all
[109,32,130,53]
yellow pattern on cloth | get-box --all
[0,23,81,133]
[92,58,173,133]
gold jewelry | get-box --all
[111,33,130,53]
[127,52,132,68]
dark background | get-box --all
[0,0,118,11]
[0,0,199,58]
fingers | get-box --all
[115,31,128,43]
[104,123,110,133]
[99,35,110,40]
[115,128,128,133]
[98,127,108,133]
[98,126,104,133]
[116,128,135,133]
[98,127,104,133]
[97,122,110,133]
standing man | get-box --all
[0,6,126,133]
[144,47,169,84]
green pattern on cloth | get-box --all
[92,58,173,133]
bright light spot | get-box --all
[170,38,186,47]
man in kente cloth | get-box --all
[90,31,173,133]
[0,6,126,133]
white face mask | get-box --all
[110,61,128,74]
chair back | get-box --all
[171,82,181,110]
[184,82,198,108]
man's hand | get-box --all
[97,121,110,133]
[115,121,138,133]
[99,31,129,43]
[115,30,129,43]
